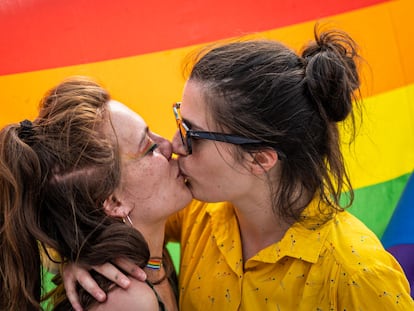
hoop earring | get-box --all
[123,215,134,226]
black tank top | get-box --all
[145,280,166,311]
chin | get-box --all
[193,190,226,203]
[185,181,217,203]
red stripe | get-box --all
[0,0,388,75]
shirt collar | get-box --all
[255,198,334,264]
[206,198,334,264]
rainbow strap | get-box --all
[146,258,162,270]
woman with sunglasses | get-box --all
[0,76,192,310]
[64,27,413,310]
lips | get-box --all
[177,164,190,185]
[178,169,189,182]
[176,169,190,186]
[176,165,186,179]
[181,173,190,185]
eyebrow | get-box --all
[182,118,206,132]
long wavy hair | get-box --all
[0,76,149,310]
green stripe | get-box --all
[345,173,411,239]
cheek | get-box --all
[189,144,234,171]
[121,161,158,191]
[186,145,247,194]
[184,148,225,185]
[141,161,167,186]
[182,151,208,176]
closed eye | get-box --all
[145,143,158,155]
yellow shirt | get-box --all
[166,199,414,310]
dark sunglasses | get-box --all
[173,102,286,159]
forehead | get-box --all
[181,80,211,128]
[108,100,146,128]
[107,100,147,147]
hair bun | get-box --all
[302,27,360,122]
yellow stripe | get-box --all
[342,83,414,189]
[0,46,189,132]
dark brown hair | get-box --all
[187,25,361,222]
[0,76,149,310]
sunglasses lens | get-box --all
[174,103,191,154]
[178,122,186,147]
[179,122,192,154]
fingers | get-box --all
[62,263,106,310]
[93,261,132,289]
[61,259,145,310]
[63,273,84,311]
[78,268,107,302]
[114,257,147,282]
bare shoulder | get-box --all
[90,279,159,311]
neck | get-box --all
[232,164,319,260]
[132,220,177,311]
[133,221,167,282]
[232,188,290,261]
[134,221,166,257]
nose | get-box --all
[150,132,172,159]
[172,130,187,156]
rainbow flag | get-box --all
[1,0,413,292]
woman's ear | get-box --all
[249,148,279,175]
[103,195,127,218]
